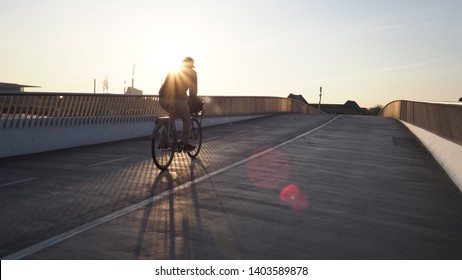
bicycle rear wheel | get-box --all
[187,118,202,158]
[151,125,174,170]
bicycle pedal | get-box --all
[175,143,183,152]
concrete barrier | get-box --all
[0,114,269,158]
[380,100,462,191]
[380,100,462,145]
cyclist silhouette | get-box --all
[159,57,198,152]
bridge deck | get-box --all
[1,114,461,259]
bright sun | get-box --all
[156,47,186,73]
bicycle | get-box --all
[151,111,203,170]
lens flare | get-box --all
[246,146,289,190]
[291,192,309,211]
[279,184,309,211]
[279,184,300,202]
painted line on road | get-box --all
[203,136,221,142]
[233,130,249,134]
[2,115,341,260]
[0,178,36,188]
[87,157,129,167]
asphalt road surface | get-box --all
[1,114,461,259]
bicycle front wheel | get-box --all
[187,118,202,159]
[151,125,174,170]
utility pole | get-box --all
[318,87,323,111]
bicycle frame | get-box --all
[152,111,203,170]
[154,115,179,151]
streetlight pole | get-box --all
[318,87,322,111]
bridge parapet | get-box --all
[0,93,322,158]
[380,100,462,190]
[380,100,462,146]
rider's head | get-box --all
[182,56,195,68]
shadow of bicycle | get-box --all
[133,156,239,259]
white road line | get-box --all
[0,178,36,188]
[203,136,221,142]
[87,157,129,167]
[2,115,341,260]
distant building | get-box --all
[287,94,367,115]
[320,100,367,115]
[0,82,39,92]
[287,94,309,105]
[125,87,143,95]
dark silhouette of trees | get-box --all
[367,105,383,116]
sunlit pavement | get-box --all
[1,114,461,259]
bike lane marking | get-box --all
[87,157,129,167]
[0,178,36,188]
[203,136,221,142]
[3,115,341,260]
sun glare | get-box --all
[160,56,181,73]
[156,48,187,74]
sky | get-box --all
[1,0,461,108]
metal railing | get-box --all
[0,92,322,130]
[0,92,322,158]
[0,93,163,129]
[379,100,462,146]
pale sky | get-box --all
[1,0,461,108]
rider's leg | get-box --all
[174,99,192,146]
[159,97,170,113]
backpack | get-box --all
[158,74,170,98]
